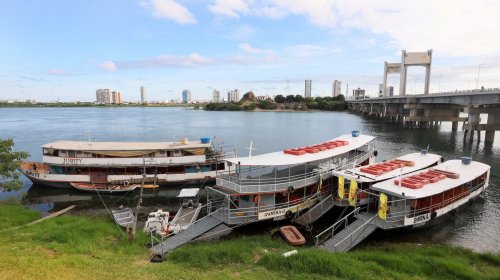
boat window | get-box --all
[68,150,76,157]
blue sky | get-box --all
[1,0,499,102]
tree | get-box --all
[285,95,295,103]
[274,94,285,103]
[0,139,29,191]
[294,95,304,103]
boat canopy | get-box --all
[334,153,442,183]
[224,134,375,166]
[177,188,200,198]
[42,140,211,151]
[371,160,490,199]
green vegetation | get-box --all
[205,94,347,112]
[0,139,29,191]
[1,201,498,279]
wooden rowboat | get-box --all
[70,182,140,193]
[279,225,306,246]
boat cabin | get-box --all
[206,134,376,225]
[368,158,490,229]
[332,152,442,207]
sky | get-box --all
[1,0,499,102]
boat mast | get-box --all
[130,157,146,240]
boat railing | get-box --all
[216,148,374,194]
[314,205,367,246]
[375,181,486,227]
[211,192,322,224]
[332,214,377,252]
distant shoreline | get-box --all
[0,103,195,108]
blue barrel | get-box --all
[200,137,211,144]
[351,130,360,137]
[461,157,472,165]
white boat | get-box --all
[144,209,170,236]
[331,152,442,207]
[206,132,377,225]
[19,137,231,189]
[369,157,490,229]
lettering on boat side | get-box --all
[63,158,83,165]
[404,213,431,226]
[257,199,318,220]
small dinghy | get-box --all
[70,182,140,193]
[279,225,306,246]
[111,207,134,228]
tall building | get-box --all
[353,88,366,100]
[140,86,147,104]
[227,89,240,102]
[333,80,341,97]
[96,89,111,104]
[182,89,192,103]
[304,80,312,98]
[111,91,121,104]
[212,89,220,103]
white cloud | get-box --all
[140,0,196,24]
[207,0,500,56]
[238,43,273,55]
[48,69,68,75]
[208,0,250,18]
[285,44,342,58]
[99,61,117,71]
[107,53,211,70]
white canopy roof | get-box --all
[177,188,200,198]
[42,140,210,151]
[225,134,375,166]
[371,159,490,199]
[333,153,442,183]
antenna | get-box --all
[245,141,256,158]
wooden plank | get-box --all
[27,205,77,226]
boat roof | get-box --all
[225,134,375,166]
[370,159,490,199]
[177,188,200,198]
[334,153,442,183]
[42,140,211,151]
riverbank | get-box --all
[1,201,498,280]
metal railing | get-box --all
[332,214,377,252]
[314,205,367,246]
[217,148,374,194]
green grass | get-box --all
[0,201,498,280]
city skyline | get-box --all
[1,1,499,102]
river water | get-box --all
[0,107,499,252]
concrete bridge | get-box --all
[347,88,500,142]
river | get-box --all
[0,107,499,252]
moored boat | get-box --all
[331,151,442,207]
[70,182,140,193]
[206,132,377,226]
[19,137,232,188]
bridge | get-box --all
[347,88,500,142]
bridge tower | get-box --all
[399,49,433,96]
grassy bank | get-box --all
[1,202,499,280]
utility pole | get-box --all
[476,63,484,90]
[130,157,146,240]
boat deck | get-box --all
[172,206,199,226]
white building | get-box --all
[111,91,121,104]
[353,88,366,100]
[140,86,147,104]
[212,89,220,103]
[227,89,240,102]
[182,89,192,103]
[333,80,341,97]
[305,80,312,98]
[96,89,111,104]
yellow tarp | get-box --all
[348,180,358,206]
[378,193,388,220]
[86,150,155,157]
[338,176,345,199]
[184,148,206,155]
